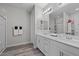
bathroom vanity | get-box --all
[36,33,79,56]
[35,3,79,56]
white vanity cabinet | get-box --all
[54,40,79,56]
[50,39,74,56]
[37,35,50,55]
[37,35,60,56]
[37,34,79,56]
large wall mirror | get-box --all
[49,3,79,37]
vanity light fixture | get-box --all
[43,7,53,15]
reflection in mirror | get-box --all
[39,3,79,37]
[49,3,79,36]
[40,20,49,30]
[49,14,56,33]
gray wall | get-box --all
[0,5,31,47]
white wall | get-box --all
[0,5,31,47]
[30,5,44,48]
[30,6,35,46]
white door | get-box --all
[0,17,6,52]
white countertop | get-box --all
[36,33,79,49]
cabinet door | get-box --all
[41,37,60,56]
[42,38,50,56]
[0,19,6,52]
[49,41,60,56]
[50,46,60,56]
[37,35,44,52]
[37,35,41,50]
[37,35,51,55]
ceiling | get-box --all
[35,3,48,9]
[0,3,34,13]
[0,3,79,15]
[51,3,79,18]
[61,3,79,15]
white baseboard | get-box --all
[6,41,31,48]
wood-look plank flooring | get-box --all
[0,44,44,56]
